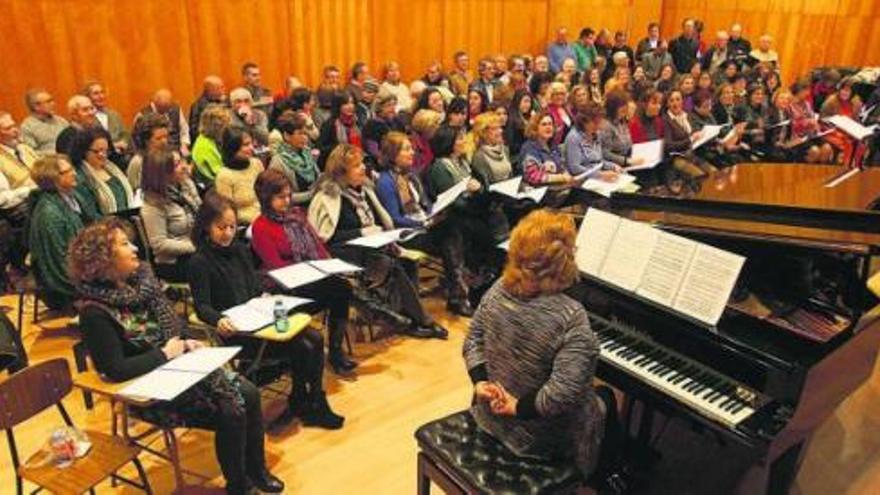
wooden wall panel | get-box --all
[0,0,877,125]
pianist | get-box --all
[462,209,624,489]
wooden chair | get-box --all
[0,358,152,495]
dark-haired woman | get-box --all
[70,126,131,218]
[598,90,639,169]
[363,92,406,165]
[188,192,345,428]
[269,111,320,206]
[127,112,170,190]
[317,91,362,169]
[505,90,533,158]
[664,89,715,180]
[467,89,488,129]
[72,218,284,495]
[565,103,621,181]
[140,150,201,282]
[215,127,264,224]
[250,169,358,373]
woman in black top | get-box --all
[188,192,344,429]
[71,217,283,495]
[505,90,533,158]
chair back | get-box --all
[0,311,27,373]
[0,358,72,430]
[129,214,156,265]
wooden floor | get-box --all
[2,289,880,494]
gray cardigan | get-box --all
[598,119,633,166]
[463,281,604,476]
[140,181,201,265]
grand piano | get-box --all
[580,163,880,494]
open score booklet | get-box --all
[576,208,745,326]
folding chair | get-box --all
[1,359,152,495]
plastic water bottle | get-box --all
[273,299,289,333]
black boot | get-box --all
[248,468,285,493]
[275,383,309,426]
[328,318,358,374]
[302,392,345,430]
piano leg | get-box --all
[737,439,810,495]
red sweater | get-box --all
[629,114,665,144]
[251,214,329,270]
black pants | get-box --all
[154,255,191,283]
[214,378,267,494]
[293,276,352,357]
[227,328,325,400]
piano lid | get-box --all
[613,163,880,245]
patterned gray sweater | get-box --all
[463,280,604,474]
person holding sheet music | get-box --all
[521,110,573,206]
[789,80,835,163]
[250,169,358,373]
[664,89,716,182]
[188,192,345,428]
[471,112,514,242]
[820,77,865,166]
[565,102,621,182]
[739,84,770,157]
[377,131,473,316]
[308,144,447,339]
[689,90,742,167]
[629,89,667,188]
[598,90,640,169]
[71,217,284,495]
[765,89,807,162]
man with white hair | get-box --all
[20,89,69,155]
[55,94,97,156]
[0,111,39,285]
[702,30,731,74]
[134,88,190,156]
[188,74,227,140]
[729,23,752,65]
[229,87,269,147]
[749,34,779,69]
[380,61,413,112]
[82,81,129,154]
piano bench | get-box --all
[415,410,583,494]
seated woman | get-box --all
[504,90,534,158]
[308,144,446,339]
[663,89,716,180]
[564,102,621,181]
[70,217,283,495]
[215,127,264,224]
[28,155,86,310]
[689,89,743,168]
[463,209,623,487]
[191,104,231,184]
[317,91,362,170]
[471,112,514,239]
[820,77,865,165]
[70,126,132,217]
[765,89,807,162]
[362,92,406,164]
[546,82,573,147]
[127,112,170,190]
[789,80,835,163]
[269,111,320,206]
[521,111,573,206]
[599,90,642,169]
[188,192,344,427]
[140,149,201,282]
[250,169,358,373]
[409,109,443,179]
[377,131,472,316]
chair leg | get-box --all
[344,325,353,355]
[17,289,24,334]
[164,428,186,491]
[72,341,94,410]
[132,457,154,495]
[32,293,39,324]
[417,452,431,495]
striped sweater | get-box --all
[463,280,604,475]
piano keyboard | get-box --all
[591,314,762,428]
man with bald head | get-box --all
[702,30,731,74]
[729,23,752,66]
[20,89,69,155]
[189,75,227,140]
[134,88,190,155]
[56,94,123,167]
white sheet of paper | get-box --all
[573,163,605,182]
[498,239,510,251]
[429,178,469,218]
[825,115,877,140]
[598,219,659,291]
[635,232,698,306]
[161,346,241,374]
[222,304,274,332]
[576,208,622,276]
[768,119,791,129]
[308,258,362,274]
[120,368,205,401]
[246,295,313,315]
[672,244,745,326]
[581,174,637,198]
[268,262,328,289]
[345,228,412,248]
[520,186,548,203]
[627,140,664,171]
[130,189,144,209]
[489,176,522,198]
[692,125,723,150]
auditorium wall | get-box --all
[0,0,877,124]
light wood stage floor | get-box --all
[2,290,879,494]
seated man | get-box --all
[0,111,38,287]
[133,88,190,156]
[83,80,130,155]
[188,74,227,141]
[229,87,270,148]
[20,88,69,155]
[242,62,274,117]
[55,95,97,157]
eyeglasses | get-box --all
[88,148,108,155]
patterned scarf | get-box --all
[265,206,329,263]
[393,169,419,214]
[276,141,318,185]
[340,186,375,227]
[336,114,362,149]
[166,180,201,220]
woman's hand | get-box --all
[475,381,502,402]
[628,156,645,167]
[361,225,383,237]
[162,337,187,360]
[597,170,620,183]
[184,339,205,352]
[489,383,519,416]
[216,317,238,337]
[466,178,482,193]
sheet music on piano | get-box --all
[576,208,745,326]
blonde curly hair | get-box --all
[502,209,577,298]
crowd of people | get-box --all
[2,17,880,494]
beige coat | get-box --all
[215,157,264,224]
[307,178,393,243]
